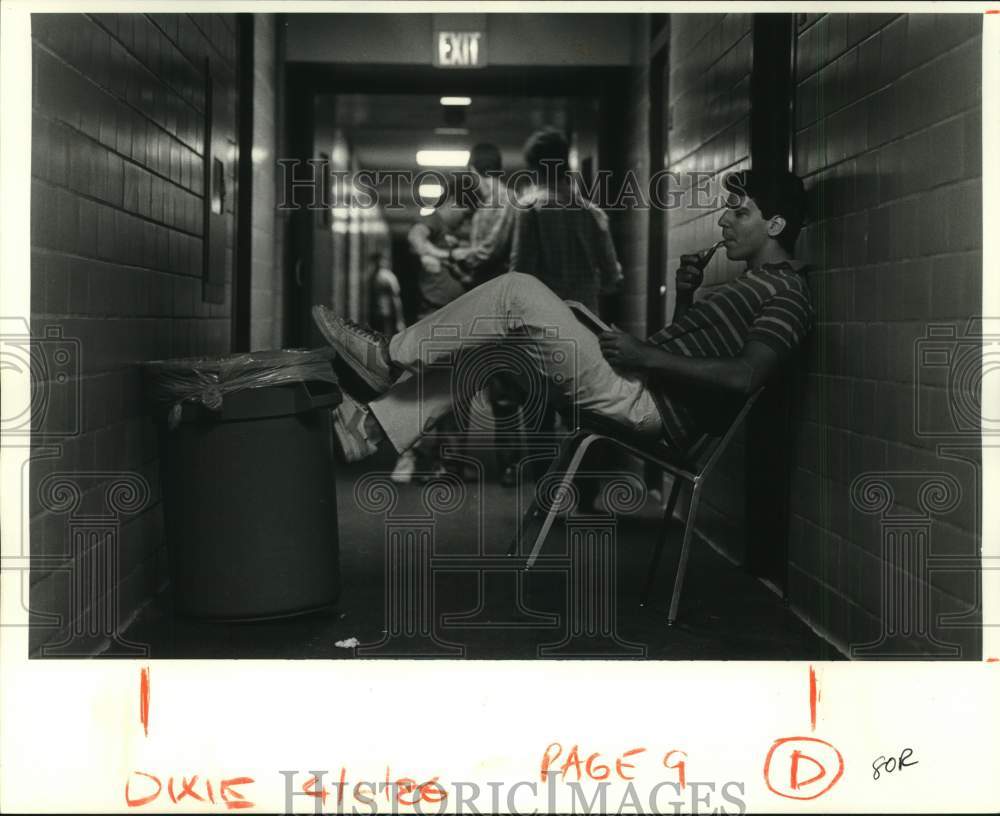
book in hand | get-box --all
[564,300,611,334]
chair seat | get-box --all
[568,409,707,474]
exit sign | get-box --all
[435,31,486,68]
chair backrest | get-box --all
[682,388,762,478]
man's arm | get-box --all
[457,204,514,275]
[602,280,811,397]
[407,221,448,259]
[673,294,694,323]
[647,340,780,397]
[598,331,782,399]
[672,254,704,322]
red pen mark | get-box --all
[540,742,649,783]
[764,736,844,800]
[139,666,150,737]
[124,773,252,808]
[662,749,687,789]
[303,775,329,803]
[809,665,819,731]
[219,777,255,810]
[987,656,999,662]
[125,772,162,808]
[174,776,206,804]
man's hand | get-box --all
[420,254,443,274]
[451,246,472,263]
[675,253,706,296]
[444,259,473,288]
[598,328,653,371]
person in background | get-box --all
[407,199,470,319]
[366,251,405,336]
[454,142,515,287]
[454,129,625,306]
[393,198,474,482]
[510,127,623,312]
[363,252,412,482]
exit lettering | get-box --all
[436,32,485,68]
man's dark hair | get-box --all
[469,142,503,175]
[522,127,569,173]
[723,169,807,253]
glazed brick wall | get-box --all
[615,14,752,561]
[790,13,983,658]
[665,13,754,562]
[28,13,240,655]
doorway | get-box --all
[280,62,630,347]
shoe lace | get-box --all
[343,318,387,344]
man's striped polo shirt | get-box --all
[646,260,813,450]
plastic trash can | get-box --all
[144,349,342,620]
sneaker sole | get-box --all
[311,306,393,393]
[330,402,376,464]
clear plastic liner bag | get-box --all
[143,348,339,429]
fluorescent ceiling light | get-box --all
[418,183,445,200]
[434,127,470,136]
[440,96,471,106]
[416,149,469,167]
[419,207,435,216]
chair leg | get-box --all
[506,481,542,557]
[667,482,703,626]
[524,434,599,570]
[640,477,683,607]
[506,432,583,557]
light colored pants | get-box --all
[369,272,663,453]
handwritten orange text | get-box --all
[125,772,254,809]
[540,743,689,788]
[541,743,649,782]
[285,768,447,809]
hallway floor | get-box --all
[122,446,839,661]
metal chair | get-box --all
[508,379,762,626]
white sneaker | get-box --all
[390,449,417,483]
[330,393,379,464]
[312,305,397,393]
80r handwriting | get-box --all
[872,748,918,780]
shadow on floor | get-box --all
[122,446,840,661]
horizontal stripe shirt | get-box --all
[646,260,813,450]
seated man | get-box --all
[313,169,811,463]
